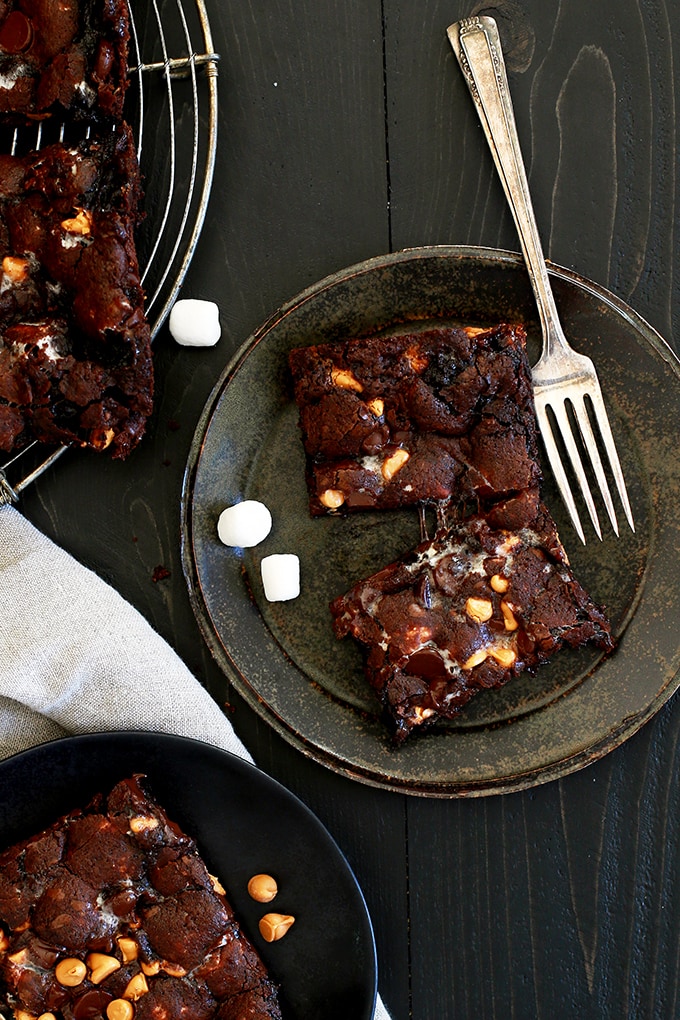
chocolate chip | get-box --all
[72,988,113,1019]
[0,11,33,54]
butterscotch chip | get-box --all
[123,972,148,1001]
[258,914,295,942]
[129,815,159,833]
[319,488,345,509]
[463,648,488,670]
[381,448,410,481]
[501,601,519,631]
[2,256,29,282]
[60,208,93,235]
[116,937,138,963]
[55,958,87,987]
[465,597,493,624]
[247,874,278,903]
[490,646,517,668]
[490,573,509,593]
[107,1000,134,1020]
[209,874,226,896]
[87,951,121,984]
[331,366,363,392]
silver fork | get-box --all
[447,15,634,544]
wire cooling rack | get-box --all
[0,0,219,503]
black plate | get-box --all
[0,732,377,1020]
[181,245,680,797]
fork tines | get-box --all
[533,372,635,544]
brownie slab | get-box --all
[330,501,613,743]
[0,121,153,458]
[0,0,130,124]
[289,323,541,515]
[0,775,282,1019]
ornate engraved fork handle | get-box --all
[447,16,567,364]
[449,15,635,541]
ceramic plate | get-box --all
[181,245,680,796]
[0,732,377,1019]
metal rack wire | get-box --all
[0,0,219,504]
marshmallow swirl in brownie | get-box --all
[0,121,153,458]
[289,323,541,515]
[330,501,613,743]
[0,776,282,1020]
[0,0,130,124]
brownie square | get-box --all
[289,323,541,516]
[0,120,153,458]
[330,500,613,742]
[0,776,282,1019]
[0,0,131,124]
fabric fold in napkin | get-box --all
[0,504,391,1020]
[0,504,245,758]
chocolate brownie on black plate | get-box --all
[0,776,282,1019]
[330,497,613,743]
[289,323,541,516]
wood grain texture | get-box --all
[10,1,680,1018]
[387,2,679,1016]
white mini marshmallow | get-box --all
[169,298,221,347]
[217,500,272,548]
[260,554,300,602]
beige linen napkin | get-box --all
[0,504,392,1020]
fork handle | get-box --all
[447,16,565,360]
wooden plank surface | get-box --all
[387,2,679,1017]
[11,1,680,1018]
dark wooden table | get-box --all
[13,1,680,1017]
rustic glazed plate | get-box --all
[181,246,680,797]
[0,732,377,1020]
